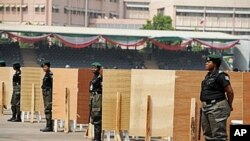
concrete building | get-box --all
[1,0,250,34]
[150,0,250,35]
[0,0,150,29]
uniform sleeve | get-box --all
[217,73,230,88]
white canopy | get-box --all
[0,24,243,41]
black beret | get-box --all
[41,60,51,67]
[13,62,21,68]
[207,54,221,62]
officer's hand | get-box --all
[230,106,233,111]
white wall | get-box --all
[233,36,250,71]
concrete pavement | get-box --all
[0,113,91,141]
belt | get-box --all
[202,97,226,105]
[91,92,102,95]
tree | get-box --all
[142,14,174,30]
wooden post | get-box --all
[54,119,58,132]
[0,82,4,115]
[190,98,197,141]
[87,123,94,138]
[145,95,151,141]
[106,131,111,141]
[30,83,35,123]
[124,130,130,141]
[115,92,122,141]
[64,88,70,133]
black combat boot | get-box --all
[13,107,21,122]
[93,124,102,141]
[41,120,53,132]
[7,106,16,122]
[13,114,21,122]
[7,116,16,122]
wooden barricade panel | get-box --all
[20,67,43,112]
[228,72,243,124]
[52,68,78,120]
[102,69,131,130]
[129,70,175,137]
[173,71,243,141]
[174,71,205,141]
[243,72,250,124]
[0,67,14,109]
[77,69,92,124]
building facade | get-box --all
[0,0,150,29]
[150,0,250,35]
[1,0,250,34]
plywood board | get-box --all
[174,71,205,141]
[228,72,243,123]
[0,67,14,109]
[173,71,243,141]
[243,72,250,124]
[52,68,78,120]
[129,70,175,137]
[20,67,43,112]
[77,69,92,124]
[102,69,131,130]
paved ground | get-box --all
[0,113,169,141]
[0,113,91,141]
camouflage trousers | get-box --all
[42,89,52,127]
[201,99,231,141]
[90,92,102,140]
[10,85,21,118]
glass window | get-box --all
[6,7,10,12]
[22,7,28,12]
[64,8,68,14]
[41,7,45,12]
[157,8,165,15]
[11,7,16,11]
[35,7,39,12]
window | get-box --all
[22,7,28,12]
[11,7,16,12]
[64,8,69,14]
[6,7,10,12]
[157,8,165,15]
[127,7,149,11]
[72,10,76,14]
[35,7,39,12]
[41,7,45,12]
[235,14,250,18]
[52,8,59,13]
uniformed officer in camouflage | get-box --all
[89,62,103,141]
[0,60,6,67]
[200,54,234,141]
[8,62,22,122]
[40,61,53,132]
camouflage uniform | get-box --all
[8,69,21,122]
[8,62,21,122]
[90,62,102,141]
[40,61,53,132]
